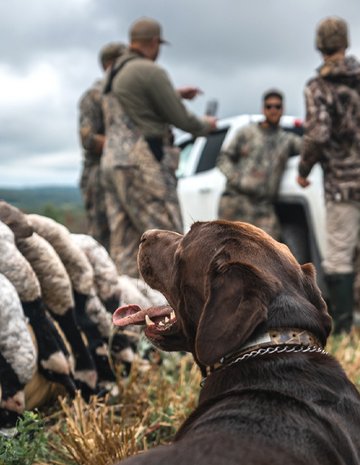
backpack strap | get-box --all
[103,56,140,94]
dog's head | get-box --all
[113,221,332,367]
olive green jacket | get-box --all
[110,51,211,139]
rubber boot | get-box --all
[325,273,354,334]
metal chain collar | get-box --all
[225,344,328,367]
[201,344,328,388]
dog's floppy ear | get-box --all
[195,255,280,366]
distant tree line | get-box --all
[0,187,87,233]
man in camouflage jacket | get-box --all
[101,18,216,278]
[297,17,360,333]
[217,89,302,239]
[78,43,126,251]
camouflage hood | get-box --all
[317,55,360,88]
[300,54,360,202]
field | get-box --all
[0,187,86,233]
[1,331,360,465]
[1,189,359,464]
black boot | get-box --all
[325,273,354,334]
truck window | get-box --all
[177,140,195,177]
[196,129,228,174]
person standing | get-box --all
[217,89,302,239]
[297,17,360,334]
[101,17,216,277]
[78,42,126,250]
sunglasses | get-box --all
[265,104,282,110]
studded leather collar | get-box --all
[205,328,324,378]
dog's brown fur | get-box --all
[114,221,360,465]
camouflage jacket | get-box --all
[78,79,105,167]
[299,55,360,202]
[217,123,302,200]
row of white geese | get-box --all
[0,200,166,427]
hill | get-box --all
[0,186,86,232]
[0,186,83,212]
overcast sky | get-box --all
[0,0,359,188]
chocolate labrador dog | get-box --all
[113,221,360,465]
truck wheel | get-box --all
[281,223,311,264]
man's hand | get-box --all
[297,175,311,188]
[203,115,217,131]
[177,86,203,100]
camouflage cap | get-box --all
[316,16,349,54]
[99,42,127,69]
[129,17,169,44]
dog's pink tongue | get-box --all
[112,304,172,327]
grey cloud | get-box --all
[1,0,360,186]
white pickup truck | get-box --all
[175,114,328,295]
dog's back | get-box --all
[175,353,360,465]
[119,433,308,465]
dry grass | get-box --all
[46,394,137,464]
[327,329,360,388]
[44,354,200,465]
[42,332,360,465]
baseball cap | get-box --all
[129,17,169,44]
[99,42,127,68]
[316,16,349,54]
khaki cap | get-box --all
[99,42,127,68]
[129,17,169,44]
[316,16,349,54]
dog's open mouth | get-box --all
[112,304,177,339]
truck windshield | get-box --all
[196,128,228,173]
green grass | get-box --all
[0,411,48,465]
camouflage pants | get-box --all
[101,142,183,278]
[322,200,360,274]
[80,164,110,250]
[354,246,360,326]
[218,191,281,239]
